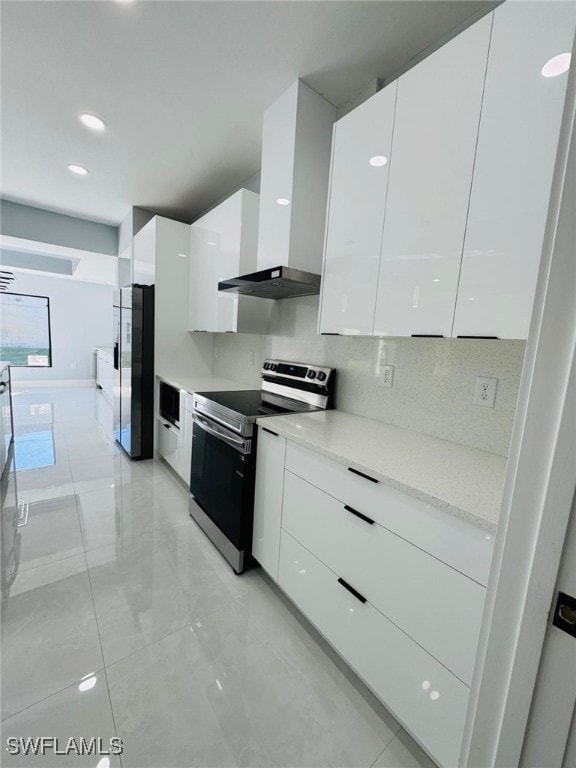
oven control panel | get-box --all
[261,359,333,385]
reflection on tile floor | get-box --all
[1,386,436,768]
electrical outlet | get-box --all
[473,376,497,407]
[248,351,254,366]
[380,365,394,389]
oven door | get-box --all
[190,414,255,554]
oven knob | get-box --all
[270,363,278,371]
[316,371,326,381]
[307,370,316,380]
[263,362,269,370]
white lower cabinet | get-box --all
[178,405,194,488]
[285,441,493,587]
[278,531,469,768]
[282,470,484,686]
[252,431,491,766]
[252,427,287,580]
[96,350,114,402]
[157,418,180,474]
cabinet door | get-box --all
[157,418,180,473]
[96,352,104,387]
[373,16,492,337]
[188,192,247,333]
[189,223,219,332]
[319,83,397,335]
[178,407,194,487]
[100,355,114,402]
[453,2,576,339]
[252,427,287,580]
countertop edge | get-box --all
[256,417,499,533]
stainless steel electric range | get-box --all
[189,360,335,573]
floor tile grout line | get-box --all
[369,727,403,768]
[101,592,244,675]
[15,549,87,576]
[0,666,108,725]
[81,546,123,768]
[70,442,123,767]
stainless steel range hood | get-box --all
[218,80,336,301]
[218,266,321,299]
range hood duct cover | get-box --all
[218,266,321,299]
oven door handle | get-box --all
[193,413,251,454]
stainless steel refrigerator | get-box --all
[113,285,155,459]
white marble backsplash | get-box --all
[212,296,525,457]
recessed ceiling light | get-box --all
[541,52,571,78]
[369,155,388,167]
[276,198,290,206]
[79,113,106,132]
[68,164,89,175]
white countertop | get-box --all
[155,371,258,396]
[95,346,113,354]
[257,410,506,532]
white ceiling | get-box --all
[1,0,491,227]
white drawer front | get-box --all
[157,419,180,472]
[283,471,484,685]
[285,441,493,585]
[252,427,287,580]
[279,531,468,768]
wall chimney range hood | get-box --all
[218,265,321,299]
[219,80,336,300]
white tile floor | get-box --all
[1,386,436,768]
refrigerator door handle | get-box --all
[113,341,119,370]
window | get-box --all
[0,292,52,367]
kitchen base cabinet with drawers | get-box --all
[279,531,469,768]
[253,425,495,767]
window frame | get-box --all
[0,291,53,368]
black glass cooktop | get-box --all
[195,390,312,419]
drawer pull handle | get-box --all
[262,428,278,437]
[348,467,378,484]
[163,423,171,429]
[337,577,367,604]
[344,505,374,525]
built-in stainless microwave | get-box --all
[159,382,180,428]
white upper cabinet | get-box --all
[373,16,492,338]
[189,189,271,333]
[319,82,397,335]
[452,1,576,339]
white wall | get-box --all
[213,295,525,456]
[6,271,113,383]
[0,199,118,255]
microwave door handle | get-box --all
[193,414,249,453]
